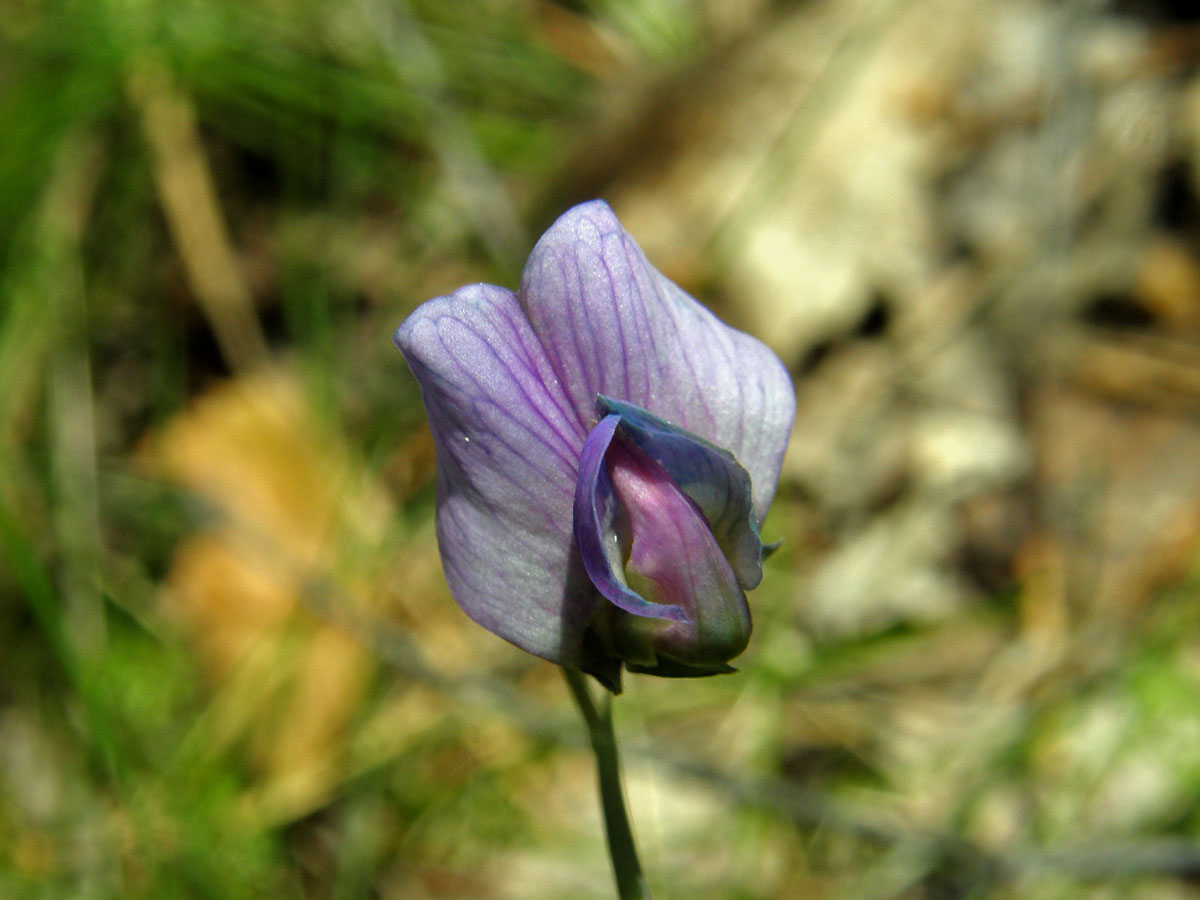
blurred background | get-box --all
[4,0,1200,896]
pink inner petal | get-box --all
[606,441,751,667]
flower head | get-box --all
[394,201,794,689]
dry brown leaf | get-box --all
[1029,382,1200,616]
[1137,238,1200,334]
[150,369,390,821]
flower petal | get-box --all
[603,433,752,671]
[597,395,763,590]
[520,200,796,523]
[393,284,598,665]
[572,414,689,624]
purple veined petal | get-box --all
[394,284,599,666]
[519,200,796,523]
[573,414,688,624]
[597,395,763,590]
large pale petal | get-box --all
[520,200,796,523]
[393,284,597,665]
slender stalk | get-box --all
[563,668,653,900]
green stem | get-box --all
[563,668,653,900]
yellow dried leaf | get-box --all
[151,369,390,821]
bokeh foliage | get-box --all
[5,1,1200,898]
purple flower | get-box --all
[394,201,794,689]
